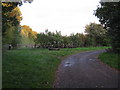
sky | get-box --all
[19,0,101,36]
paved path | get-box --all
[54,50,119,88]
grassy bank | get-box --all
[98,52,120,70]
[3,47,108,88]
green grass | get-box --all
[99,52,120,70]
[3,47,109,88]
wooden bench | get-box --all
[105,48,113,53]
[48,48,60,50]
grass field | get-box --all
[99,52,120,71]
[3,47,109,88]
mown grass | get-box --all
[99,52,120,70]
[3,47,109,88]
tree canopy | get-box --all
[94,2,120,53]
[85,23,110,46]
[20,25,37,48]
[2,0,33,49]
[2,6,22,47]
[35,26,109,49]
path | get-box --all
[54,50,119,88]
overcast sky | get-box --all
[19,0,101,36]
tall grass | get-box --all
[99,52,119,70]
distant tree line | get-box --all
[35,23,110,48]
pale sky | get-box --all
[19,0,101,36]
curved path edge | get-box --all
[53,49,119,88]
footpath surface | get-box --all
[54,50,119,88]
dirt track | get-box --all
[54,50,119,88]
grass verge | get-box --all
[98,52,120,71]
[3,47,109,88]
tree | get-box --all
[85,23,109,46]
[20,25,37,48]
[94,2,120,53]
[2,7,22,48]
[69,33,86,47]
[36,30,63,48]
[2,1,33,34]
[2,0,33,49]
[35,30,87,48]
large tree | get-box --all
[20,25,37,48]
[94,2,120,53]
[85,23,109,46]
[2,0,33,49]
[2,7,22,47]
